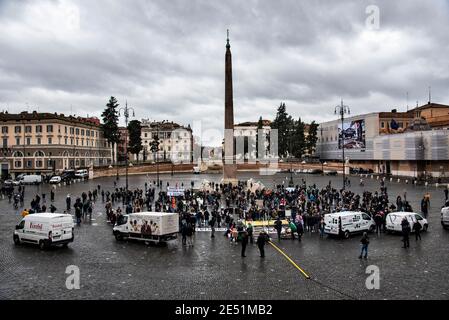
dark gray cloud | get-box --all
[1,0,448,145]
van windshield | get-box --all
[117,215,128,226]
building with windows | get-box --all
[0,111,113,178]
[317,102,449,178]
[139,119,193,163]
[233,120,272,161]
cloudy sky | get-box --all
[1,0,449,145]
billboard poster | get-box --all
[338,119,366,149]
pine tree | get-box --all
[101,96,120,164]
[271,102,293,157]
[306,121,319,155]
[256,116,263,160]
[127,120,143,162]
[291,118,306,159]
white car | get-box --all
[49,176,62,184]
[75,169,88,179]
[14,213,74,250]
[386,212,428,233]
[324,211,375,239]
[441,207,449,230]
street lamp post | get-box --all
[335,99,350,190]
[118,101,135,194]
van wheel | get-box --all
[62,243,69,248]
[423,224,428,232]
[13,235,21,245]
[39,240,47,250]
[369,225,375,233]
[344,230,350,239]
[115,233,123,241]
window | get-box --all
[16,138,20,145]
[37,138,41,145]
[381,122,385,128]
[14,160,22,168]
[65,126,68,134]
[36,125,42,133]
[70,127,74,134]
[46,125,53,133]
[47,160,53,168]
[2,138,7,148]
[48,137,52,144]
[35,151,45,157]
[26,138,31,145]
[26,160,32,168]
[76,128,79,135]
[15,126,21,133]
[65,137,68,145]
[81,129,85,136]
[86,130,90,137]
[36,160,43,168]
[144,133,147,137]
[1,126,8,134]
[25,126,32,133]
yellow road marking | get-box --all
[268,241,310,279]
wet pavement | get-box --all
[1,172,448,300]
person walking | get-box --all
[247,223,254,244]
[186,223,194,247]
[181,223,187,246]
[401,217,411,248]
[241,230,249,257]
[413,219,422,241]
[359,232,369,259]
[66,194,71,211]
[374,211,383,235]
[318,217,325,238]
[421,196,429,219]
[445,188,449,202]
[210,215,216,238]
[257,231,269,258]
[288,219,297,240]
[274,217,282,241]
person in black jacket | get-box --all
[241,230,249,257]
[401,217,411,248]
[359,232,369,259]
[274,217,282,241]
[257,231,269,258]
[413,220,422,241]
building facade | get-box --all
[0,111,113,178]
[233,120,271,161]
[317,102,449,178]
[140,119,193,163]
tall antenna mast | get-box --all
[428,86,431,104]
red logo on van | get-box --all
[29,222,43,230]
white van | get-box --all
[113,212,179,244]
[386,212,428,233]
[324,211,375,239]
[21,174,42,185]
[75,169,88,179]
[14,213,75,250]
[441,207,449,230]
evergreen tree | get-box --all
[127,120,143,162]
[101,96,120,163]
[291,118,306,159]
[306,121,319,155]
[271,102,293,157]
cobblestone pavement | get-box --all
[1,172,448,300]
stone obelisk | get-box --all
[223,30,237,184]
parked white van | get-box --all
[75,169,88,179]
[113,212,179,244]
[441,207,449,230]
[324,211,375,239]
[14,213,75,250]
[386,212,428,233]
[20,174,42,185]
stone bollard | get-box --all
[436,183,439,188]
[397,178,400,183]
[405,180,408,184]
[377,176,379,180]
[390,177,393,182]
[425,181,428,187]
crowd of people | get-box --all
[3,175,448,259]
